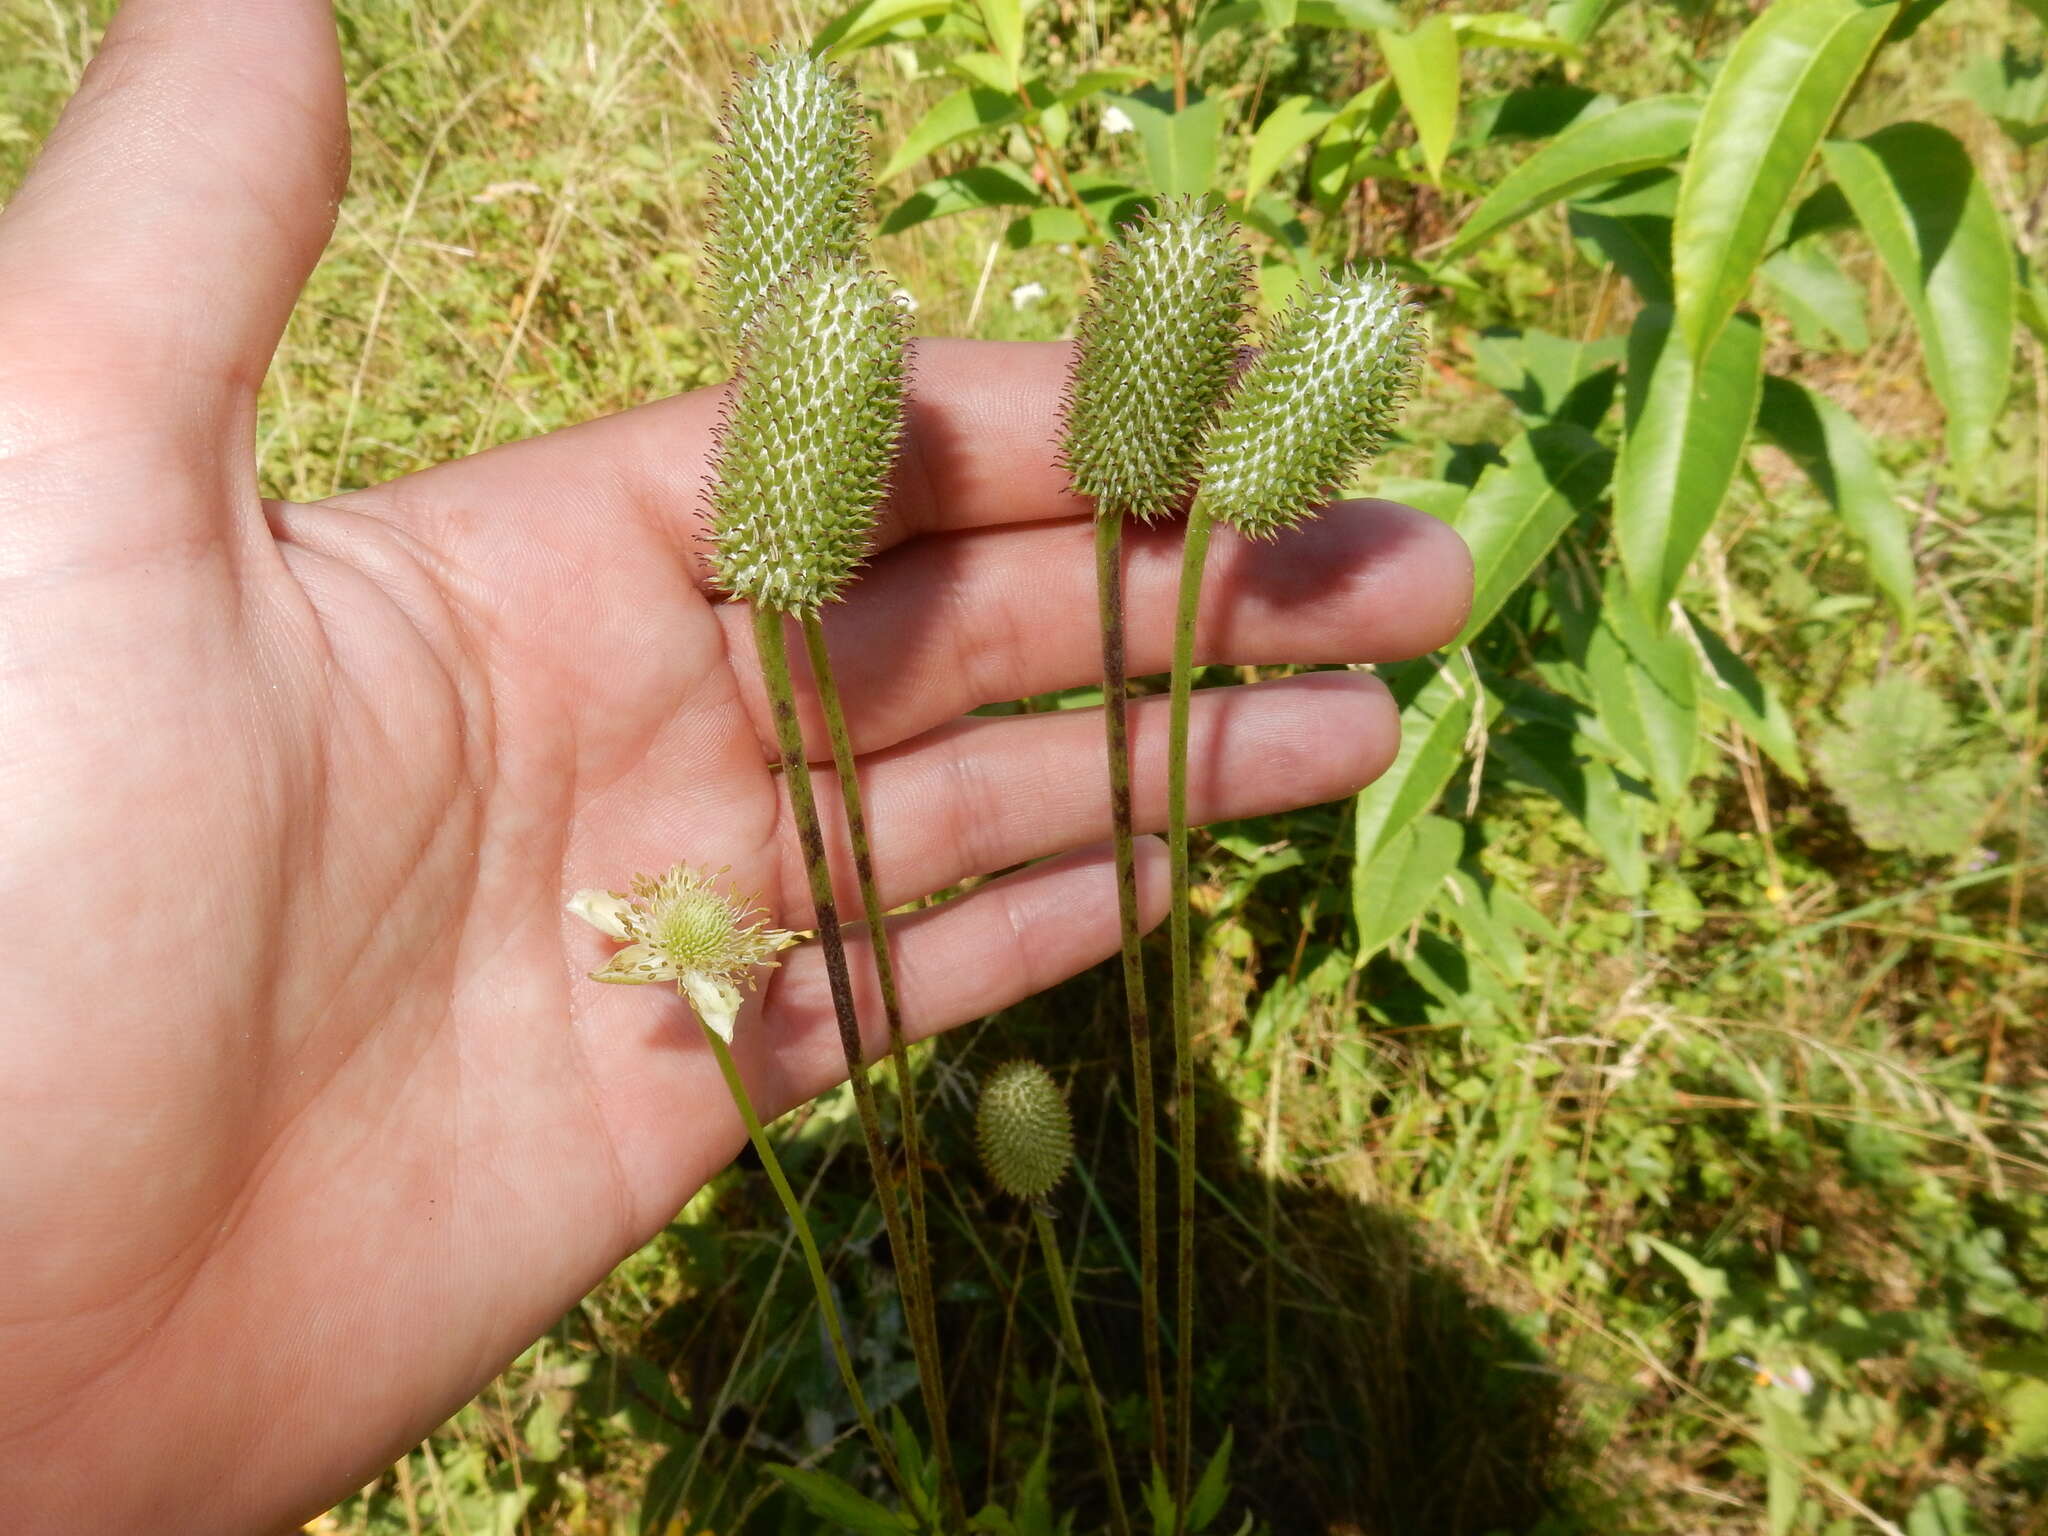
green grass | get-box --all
[4,0,2044,1532]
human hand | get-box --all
[0,2,1471,1529]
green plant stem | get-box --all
[1165,498,1216,1530]
[696,1016,913,1511]
[798,613,961,1517]
[753,606,965,1532]
[1095,512,1167,1464]
[1031,1204,1134,1536]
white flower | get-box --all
[1009,281,1047,310]
[566,866,797,1041]
[1101,104,1135,136]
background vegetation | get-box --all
[3,0,2044,1530]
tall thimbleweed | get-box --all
[709,264,908,615]
[704,48,871,344]
[1058,196,1250,1464]
[976,1064,1130,1536]
[566,866,913,1502]
[708,260,963,1524]
[1162,266,1420,1514]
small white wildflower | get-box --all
[1055,243,1074,255]
[566,865,797,1041]
[1101,104,1135,136]
[1009,280,1048,310]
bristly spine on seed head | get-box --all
[1059,196,1254,523]
[703,47,873,345]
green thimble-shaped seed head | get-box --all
[1059,196,1252,521]
[708,264,909,614]
[976,1061,1074,1202]
[705,48,872,342]
[1197,267,1421,540]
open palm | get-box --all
[0,2,1469,1530]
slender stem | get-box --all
[697,1017,913,1510]
[1031,1205,1134,1536]
[1095,513,1167,1462]
[1165,500,1216,1530]
[753,606,965,1532]
[798,613,962,1521]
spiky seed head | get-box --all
[704,48,872,343]
[976,1061,1073,1202]
[1197,267,1421,539]
[1059,197,1253,522]
[708,265,910,614]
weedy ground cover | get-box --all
[3,0,2042,1531]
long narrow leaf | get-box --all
[1822,123,2016,478]
[1756,375,1916,621]
[1614,304,1765,613]
[1443,95,1700,258]
[1671,0,1894,359]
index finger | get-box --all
[344,338,1090,560]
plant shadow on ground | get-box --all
[607,956,1615,1536]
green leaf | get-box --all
[976,0,1025,81]
[1354,814,1463,956]
[1443,95,1700,257]
[1243,95,1337,204]
[881,162,1044,234]
[1613,304,1765,612]
[1109,91,1225,198]
[1644,1235,1732,1304]
[1141,1461,1177,1534]
[1354,660,1501,861]
[1683,610,1807,781]
[1259,0,1299,30]
[1759,236,1869,349]
[1377,16,1461,181]
[882,71,1145,180]
[1493,722,1651,893]
[1822,122,2016,476]
[1906,1483,1982,1536]
[1002,177,1147,247]
[1450,11,1579,55]
[1574,577,1700,805]
[1756,374,1915,621]
[1569,207,1673,303]
[639,1444,692,1535]
[765,1464,914,1534]
[1451,424,1614,644]
[1187,1427,1234,1530]
[883,85,1026,180]
[1671,0,1894,360]
[814,0,958,59]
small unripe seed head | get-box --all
[708,265,910,614]
[705,49,872,343]
[1198,267,1421,539]
[1060,197,1253,522]
[976,1061,1073,1202]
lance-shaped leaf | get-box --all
[1443,95,1700,258]
[1613,304,1765,614]
[708,267,910,615]
[1671,0,1894,359]
[703,51,874,344]
[1060,198,1253,520]
[1822,122,2016,478]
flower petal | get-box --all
[567,889,640,941]
[681,972,745,1041]
[590,942,678,985]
